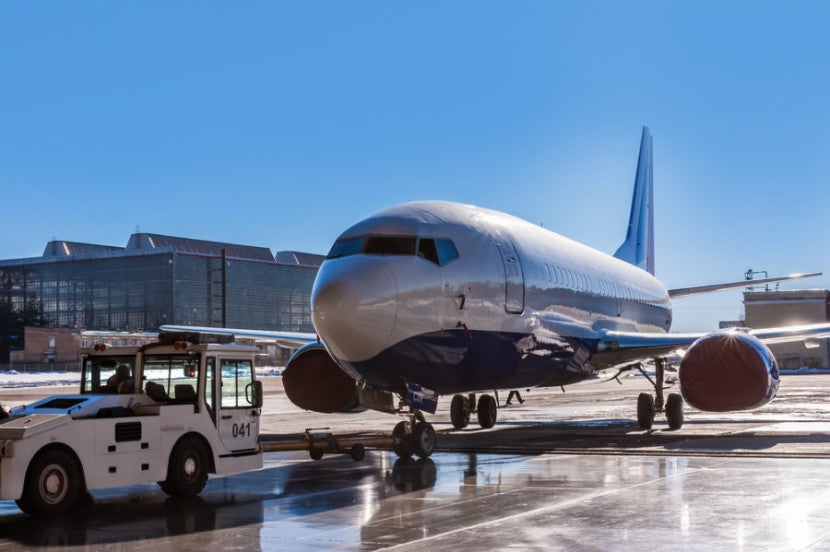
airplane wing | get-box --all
[668,272,821,299]
[534,314,830,370]
[590,323,830,369]
[159,325,317,349]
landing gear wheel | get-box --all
[477,394,497,429]
[450,394,470,429]
[637,392,655,430]
[162,436,209,497]
[309,447,324,461]
[411,422,436,458]
[666,393,684,430]
[22,449,81,516]
[392,421,413,459]
[350,443,366,462]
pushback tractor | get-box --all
[0,332,266,516]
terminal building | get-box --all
[0,234,324,363]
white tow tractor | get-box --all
[0,332,266,516]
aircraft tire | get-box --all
[162,436,209,497]
[411,422,436,458]
[477,394,497,429]
[309,447,324,461]
[637,392,655,430]
[22,448,81,516]
[392,421,413,458]
[666,393,684,430]
[450,394,470,429]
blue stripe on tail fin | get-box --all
[614,126,654,275]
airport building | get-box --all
[743,289,830,369]
[8,327,160,370]
[0,234,324,363]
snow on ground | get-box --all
[0,367,283,389]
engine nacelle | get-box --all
[679,331,779,412]
[282,343,362,413]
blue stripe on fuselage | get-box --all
[336,329,593,395]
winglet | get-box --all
[614,126,654,275]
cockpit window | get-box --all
[417,239,439,264]
[364,236,417,255]
[327,237,365,259]
[435,239,459,264]
[326,235,459,264]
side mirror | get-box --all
[249,380,264,409]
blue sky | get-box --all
[1,2,828,332]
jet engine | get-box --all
[679,331,779,412]
[282,343,362,413]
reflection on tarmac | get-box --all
[0,452,439,550]
[0,494,263,549]
[5,450,830,550]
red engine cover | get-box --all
[282,344,361,413]
[679,331,779,412]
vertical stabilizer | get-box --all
[613,126,654,275]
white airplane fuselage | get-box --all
[166,128,814,440]
[312,201,672,396]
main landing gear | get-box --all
[450,393,497,430]
[636,357,684,430]
[392,410,436,459]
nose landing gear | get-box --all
[392,411,436,459]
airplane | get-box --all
[163,127,830,460]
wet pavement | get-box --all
[4,375,830,550]
[3,451,830,550]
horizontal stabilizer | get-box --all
[668,272,822,299]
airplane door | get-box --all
[214,357,260,453]
[494,231,525,314]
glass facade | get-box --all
[274,263,320,332]
[1,251,174,331]
[0,234,322,338]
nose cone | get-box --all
[312,258,397,362]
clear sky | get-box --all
[1,2,828,332]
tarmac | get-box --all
[4,374,830,550]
